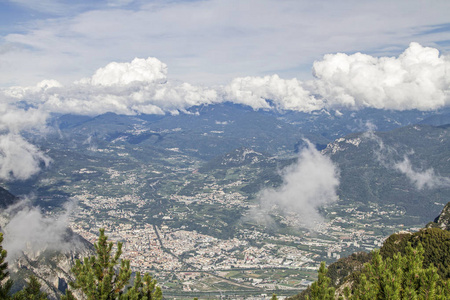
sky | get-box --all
[1,0,450,87]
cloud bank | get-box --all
[225,75,320,112]
[313,42,450,110]
[3,42,449,118]
[1,43,449,180]
[3,57,219,116]
[251,141,340,228]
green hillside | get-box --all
[289,203,450,299]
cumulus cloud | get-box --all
[249,141,340,229]
[0,56,220,180]
[312,42,450,111]
[224,43,450,113]
[3,199,78,262]
[225,74,321,112]
[3,43,450,119]
[2,56,220,116]
[78,57,168,86]
[3,0,450,87]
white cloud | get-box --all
[1,56,220,116]
[0,55,221,180]
[3,199,78,262]
[0,134,51,181]
[224,43,450,112]
[251,141,340,228]
[313,42,450,111]
[0,103,49,133]
[364,129,450,190]
[79,57,168,86]
[394,156,450,190]
[225,74,321,112]
[2,42,450,119]
[0,95,51,181]
[1,43,450,181]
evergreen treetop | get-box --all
[63,228,162,300]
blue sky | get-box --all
[1,0,450,87]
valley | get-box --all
[4,105,449,298]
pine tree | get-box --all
[305,243,450,300]
[0,233,13,299]
[63,228,162,300]
[348,242,450,299]
[308,262,335,300]
[12,275,48,300]
[119,272,162,300]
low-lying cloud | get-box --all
[364,129,450,190]
[0,101,50,181]
[249,141,340,229]
[393,156,450,190]
[3,199,78,262]
[0,103,49,134]
[0,134,51,181]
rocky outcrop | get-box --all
[0,187,94,299]
[427,202,450,230]
[9,229,94,299]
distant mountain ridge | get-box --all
[45,104,450,160]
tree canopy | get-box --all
[63,228,162,300]
[304,242,450,300]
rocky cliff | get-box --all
[428,202,450,230]
[0,186,94,299]
[9,229,93,299]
